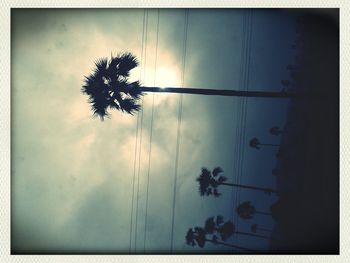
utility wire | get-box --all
[143,9,160,252]
[134,9,148,253]
[129,9,147,254]
[232,9,248,229]
[170,9,189,253]
[236,9,253,232]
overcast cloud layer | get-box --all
[12,9,297,253]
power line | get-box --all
[143,9,160,252]
[129,9,147,254]
[134,9,148,253]
[170,9,189,253]
[236,10,249,229]
[232,8,246,222]
[232,9,248,229]
[236,9,253,231]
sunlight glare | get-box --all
[156,66,181,88]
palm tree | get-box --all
[82,52,299,120]
[269,126,284,136]
[186,222,260,252]
[249,137,280,150]
[204,216,271,241]
[236,201,272,219]
[196,167,279,196]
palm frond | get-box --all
[118,52,139,76]
[118,98,141,115]
[185,228,195,246]
[94,58,108,74]
[218,221,235,241]
[218,175,227,183]
[212,166,223,177]
[204,217,216,234]
[125,81,143,99]
[197,167,213,196]
[194,227,207,248]
[216,215,224,225]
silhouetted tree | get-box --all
[269,126,284,136]
[249,137,279,150]
[205,216,271,241]
[196,167,279,196]
[186,218,261,252]
[236,201,272,219]
[82,52,298,120]
[204,216,235,241]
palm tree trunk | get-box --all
[141,87,299,98]
[205,239,260,253]
[260,143,280,147]
[235,231,271,240]
[255,211,272,216]
[220,182,279,194]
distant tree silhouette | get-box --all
[196,167,279,197]
[236,201,272,219]
[204,216,234,241]
[82,52,298,120]
[269,126,284,136]
[249,137,280,150]
[204,216,271,241]
[186,217,262,252]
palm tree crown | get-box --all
[185,227,207,248]
[185,216,264,252]
[236,201,272,219]
[204,216,235,241]
[81,52,142,119]
[236,201,257,219]
[249,137,261,149]
[249,137,279,149]
[196,167,227,197]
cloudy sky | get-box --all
[11,8,297,254]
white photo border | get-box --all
[1,0,348,262]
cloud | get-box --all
[11,8,291,253]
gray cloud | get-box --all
[12,8,296,253]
